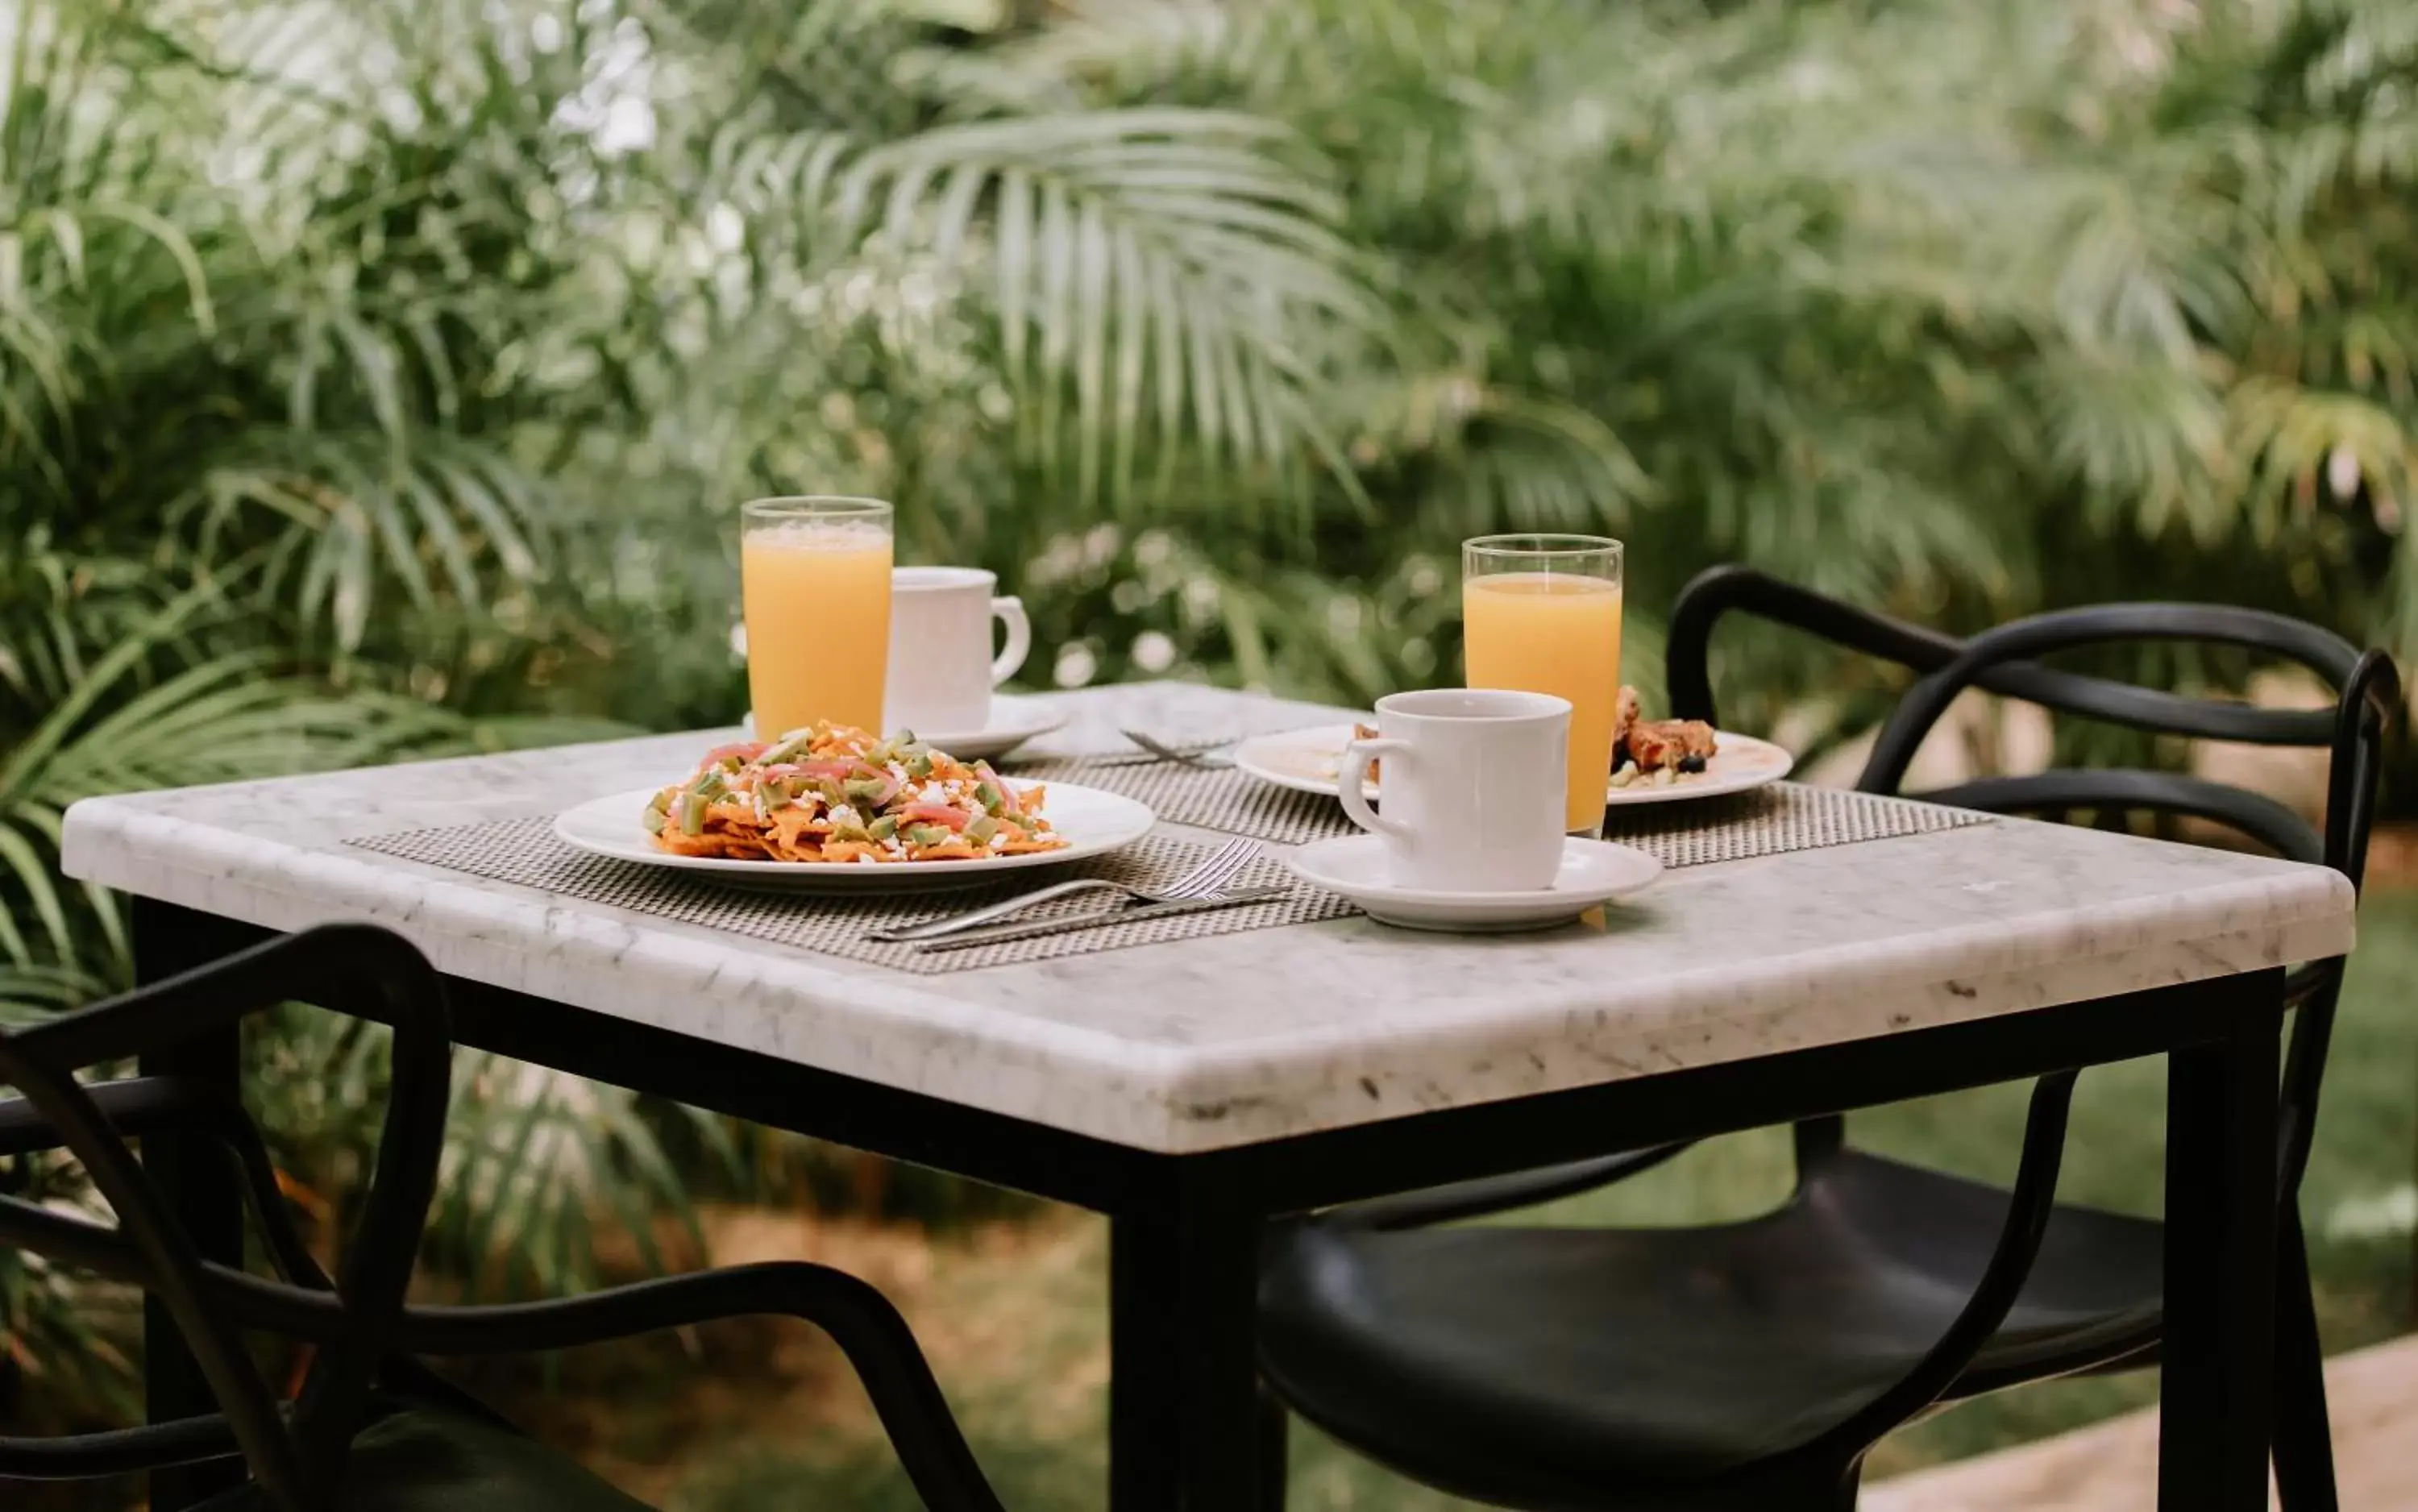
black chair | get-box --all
[1257,567,2395,1511]
[0,922,1005,1512]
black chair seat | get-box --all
[1258,1149,2161,1505]
[191,1397,655,1512]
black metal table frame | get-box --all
[134,899,2292,1512]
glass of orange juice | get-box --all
[1462,534,1623,837]
[742,496,895,737]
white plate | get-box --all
[1287,835,1664,933]
[902,693,1070,762]
[552,780,1153,894]
[1233,722,1793,807]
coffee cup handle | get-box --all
[1337,738,1411,841]
[991,596,1031,685]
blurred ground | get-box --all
[1864,1333,2418,1510]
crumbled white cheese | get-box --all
[830,804,859,826]
[987,832,1010,850]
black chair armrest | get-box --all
[1336,1143,1695,1230]
[1861,605,2374,797]
[0,1076,330,1288]
[1922,771,2323,866]
[2,1196,1004,1512]
[1670,566,2324,746]
[390,1265,1005,1512]
[3,930,1008,1510]
[15,924,449,1074]
[1779,1069,2079,1472]
[1667,565,1961,723]
[0,925,455,1505]
[0,1416,247,1482]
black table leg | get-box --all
[2159,968,2283,1512]
[1109,1160,1263,1510]
[133,899,248,1510]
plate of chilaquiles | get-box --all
[555,724,1153,893]
[1232,686,1793,808]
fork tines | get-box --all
[1175,837,1261,898]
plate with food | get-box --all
[554,724,1153,893]
[1232,687,1792,808]
[1599,685,1793,805]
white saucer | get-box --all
[744,694,1067,760]
[908,693,1069,759]
[1286,836,1664,933]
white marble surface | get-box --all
[61,683,2355,1153]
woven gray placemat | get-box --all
[1003,753,1992,864]
[344,821,1352,975]
[1006,753,1356,845]
[1602,783,1995,866]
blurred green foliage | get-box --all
[4,0,2417,1447]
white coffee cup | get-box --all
[1338,688,1572,891]
[883,567,1032,736]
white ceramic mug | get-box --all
[883,567,1031,736]
[1339,688,1572,891]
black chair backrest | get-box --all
[0,925,455,1509]
[1667,567,2398,1192]
[1859,602,2391,881]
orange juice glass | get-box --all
[1462,534,1623,835]
[742,496,895,737]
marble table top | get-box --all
[61,683,2354,1153]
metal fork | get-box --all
[868,837,1264,942]
[1117,728,1236,769]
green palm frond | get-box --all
[1329,371,1653,537]
[191,434,550,650]
[2027,350,2230,538]
[0,563,555,1007]
[664,0,940,139]
[718,106,1390,518]
[963,0,1279,105]
[2223,375,2417,534]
